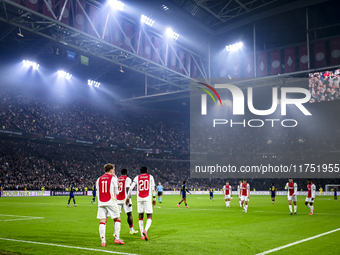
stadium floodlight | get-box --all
[141,15,155,27]
[226,42,243,52]
[166,28,179,40]
[162,5,169,11]
[58,70,72,80]
[88,79,100,88]
[108,0,124,11]
[23,60,39,70]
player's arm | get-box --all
[247,186,250,198]
[230,187,232,196]
[294,183,297,196]
[311,184,316,200]
[110,177,119,200]
[125,178,132,205]
[151,176,156,206]
[186,188,191,194]
[285,183,288,190]
[126,177,137,205]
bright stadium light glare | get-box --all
[141,15,155,27]
[108,0,124,11]
[23,60,39,70]
[88,79,100,88]
[58,70,72,80]
[166,28,179,40]
[226,42,243,52]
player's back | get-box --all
[96,173,118,206]
[117,175,131,202]
[133,173,155,202]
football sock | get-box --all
[289,205,292,212]
[306,204,311,209]
[145,218,152,232]
[139,219,144,236]
[99,222,106,243]
[294,205,297,213]
[310,205,313,212]
[129,225,134,232]
[239,201,242,207]
[185,203,188,206]
[225,202,228,207]
[114,220,121,239]
[160,197,162,202]
[245,204,248,212]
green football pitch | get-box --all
[0,195,339,255]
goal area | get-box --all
[325,184,340,192]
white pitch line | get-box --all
[0,238,140,255]
[0,217,44,222]
[0,214,44,222]
[256,228,340,255]
[0,214,35,217]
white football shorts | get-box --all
[137,201,153,214]
[97,204,120,219]
[224,195,231,200]
[241,195,249,202]
[288,195,297,202]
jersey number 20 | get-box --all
[139,180,149,191]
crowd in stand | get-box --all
[0,90,189,150]
[309,69,340,102]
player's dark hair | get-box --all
[243,179,247,181]
[307,179,311,181]
[272,183,274,186]
[121,169,128,175]
[183,181,186,184]
[140,166,148,173]
[104,163,115,172]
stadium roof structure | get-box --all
[0,0,339,109]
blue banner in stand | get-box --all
[67,50,76,61]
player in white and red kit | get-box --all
[240,179,250,213]
[305,179,316,215]
[285,178,298,215]
[96,163,124,246]
[237,180,242,207]
[117,169,138,235]
[126,166,156,241]
[223,181,232,208]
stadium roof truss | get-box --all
[167,0,279,28]
[0,0,208,98]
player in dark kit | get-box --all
[91,182,96,204]
[334,187,338,201]
[270,183,276,204]
[177,181,191,208]
[67,182,78,207]
[209,187,214,201]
